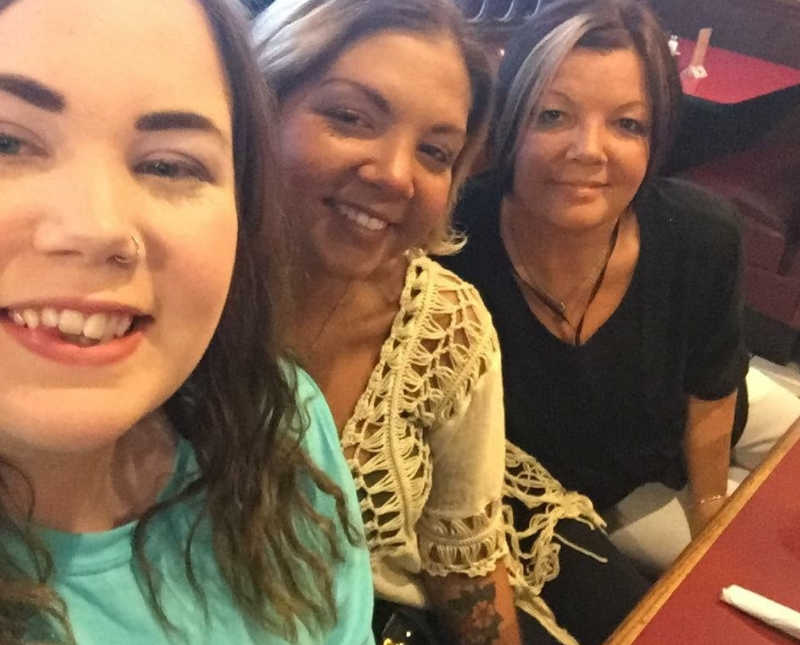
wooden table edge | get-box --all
[604,416,800,645]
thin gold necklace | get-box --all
[306,281,352,356]
[503,215,622,346]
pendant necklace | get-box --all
[306,280,352,358]
[503,214,622,346]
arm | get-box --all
[681,192,746,537]
[418,277,516,644]
[423,563,521,645]
[683,390,736,537]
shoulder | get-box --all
[406,255,498,345]
[286,364,348,482]
[403,256,501,417]
[640,177,741,254]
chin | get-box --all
[0,391,167,457]
[552,205,620,231]
[316,247,388,281]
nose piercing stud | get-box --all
[112,235,140,265]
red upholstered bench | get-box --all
[680,132,800,364]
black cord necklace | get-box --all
[504,215,622,346]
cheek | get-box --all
[279,117,336,190]
[513,134,550,188]
[415,175,452,233]
[151,196,238,375]
[611,148,647,199]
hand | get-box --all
[688,494,726,538]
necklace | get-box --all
[306,281,352,357]
[503,214,622,346]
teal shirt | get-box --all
[34,368,374,645]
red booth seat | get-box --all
[680,134,800,362]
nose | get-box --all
[566,120,607,164]
[357,136,416,201]
[32,160,142,267]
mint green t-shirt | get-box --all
[33,368,374,645]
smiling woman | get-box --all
[444,0,750,641]
[0,0,372,643]
[252,1,544,644]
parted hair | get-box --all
[251,0,494,255]
[492,0,681,198]
[0,0,356,642]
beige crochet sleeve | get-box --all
[414,265,508,578]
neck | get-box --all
[290,254,408,347]
[2,412,175,533]
[501,196,626,296]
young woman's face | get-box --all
[511,47,651,231]
[278,30,471,279]
[0,0,237,455]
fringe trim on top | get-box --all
[504,441,607,645]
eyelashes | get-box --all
[616,117,650,136]
[0,133,213,185]
[533,109,650,137]
[319,105,458,170]
[0,128,46,159]
[134,156,212,183]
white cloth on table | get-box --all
[721,585,800,639]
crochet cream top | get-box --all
[342,255,605,645]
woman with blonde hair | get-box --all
[253,0,649,643]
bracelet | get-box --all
[693,493,725,507]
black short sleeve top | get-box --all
[440,177,749,510]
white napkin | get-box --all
[721,585,800,639]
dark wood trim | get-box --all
[651,0,800,68]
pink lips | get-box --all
[554,181,608,200]
[555,180,608,188]
[1,310,147,367]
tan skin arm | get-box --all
[423,562,522,645]
[683,390,737,537]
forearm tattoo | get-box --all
[440,581,503,645]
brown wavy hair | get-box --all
[0,0,357,642]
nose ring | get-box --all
[112,235,140,265]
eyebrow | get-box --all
[321,78,391,114]
[0,74,66,112]
[135,111,228,144]
[320,78,467,138]
[549,90,647,111]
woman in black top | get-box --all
[443,0,748,582]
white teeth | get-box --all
[7,306,138,343]
[103,314,119,341]
[82,312,108,340]
[336,203,388,231]
[22,309,40,329]
[58,309,86,335]
[41,307,59,328]
[115,314,133,338]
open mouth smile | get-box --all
[1,304,152,365]
[326,199,390,232]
